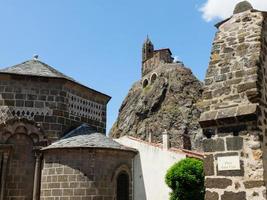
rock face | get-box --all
[110,62,203,150]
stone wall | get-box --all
[203,127,266,200]
[115,136,190,200]
[0,74,109,141]
[259,11,267,185]
[0,121,46,200]
[142,49,173,77]
[200,8,267,200]
[40,149,134,200]
[200,10,263,114]
[5,134,35,200]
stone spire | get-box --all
[142,36,154,62]
[233,1,253,14]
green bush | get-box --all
[165,158,205,200]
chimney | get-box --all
[148,132,152,143]
[162,130,170,150]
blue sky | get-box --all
[0,0,247,133]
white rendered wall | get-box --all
[115,136,186,200]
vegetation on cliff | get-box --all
[110,63,203,150]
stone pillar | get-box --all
[32,151,42,200]
[162,130,170,150]
[199,2,267,200]
[0,152,9,200]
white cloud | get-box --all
[173,56,180,63]
[200,0,267,22]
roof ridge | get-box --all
[62,124,95,139]
[34,60,74,80]
[42,124,137,152]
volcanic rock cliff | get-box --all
[110,60,204,150]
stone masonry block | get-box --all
[204,154,214,176]
[74,189,86,196]
[203,138,225,152]
[205,191,219,200]
[226,136,243,151]
[221,191,246,200]
[237,82,257,93]
[52,189,62,196]
[205,178,232,189]
[243,180,264,189]
[2,93,14,99]
[63,189,73,196]
[216,107,237,120]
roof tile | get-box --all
[0,60,75,81]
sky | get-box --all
[0,0,266,134]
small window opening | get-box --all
[142,79,149,88]
[150,73,157,84]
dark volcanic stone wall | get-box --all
[0,74,108,141]
[40,149,134,200]
[199,7,267,200]
[5,133,35,200]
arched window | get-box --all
[142,79,149,88]
[150,73,157,84]
[117,172,129,200]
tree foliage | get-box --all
[165,158,205,200]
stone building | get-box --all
[142,37,174,77]
[41,124,136,200]
[0,59,136,200]
[199,1,267,200]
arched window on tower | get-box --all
[116,172,129,200]
[142,79,149,88]
[150,73,157,84]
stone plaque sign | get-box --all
[218,156,240,171]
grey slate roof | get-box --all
[0,59,111,100]
[42,124,136,152]
[0,60,75,81]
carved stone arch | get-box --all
[0,118,46,200]
[112,164,131,182]
[6,132,34,146]
[15,125,28,134]
[0,118,47,146]
[150,73,157,84]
